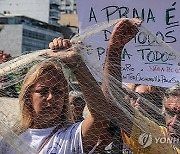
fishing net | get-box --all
[0,18,179,153]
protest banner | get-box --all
[77,0,180,87]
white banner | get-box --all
[77,0,180,87]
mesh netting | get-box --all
[0,18,179,153]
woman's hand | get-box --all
[49,37,72,50]
[48,37,82,69]
[109,18,142,49]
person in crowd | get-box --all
[123,83,166,125]
[69,90,86,122]
[102,18,180,153]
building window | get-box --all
[23,29,46,40]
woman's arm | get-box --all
[49,39,112,152]
[102,18,142,135]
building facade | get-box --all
[59,0,77,14]
[0,0,61,26]
[0,15,63,57]
[58,0,78,28]
[0,0,78,57]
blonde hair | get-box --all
[16,59,72,133]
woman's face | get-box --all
[30,69,66,125]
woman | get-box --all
[0,18,141,154]
[123,83,166,125]
[1,43,112,153]
[1,56,112,153]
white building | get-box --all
[0,0,60,25]
[59,0,77,14]
[0,15,63,56]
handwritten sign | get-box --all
[77,0,180,87]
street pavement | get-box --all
[0,97,19,127]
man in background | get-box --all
[69,90,86,122]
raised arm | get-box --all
[102,18,142,135]
[49,39,112,152]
